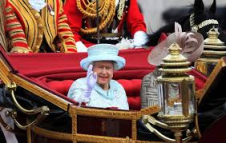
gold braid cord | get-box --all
[0,0,7,49]
[77,0,115,34]
[117,0,125,20]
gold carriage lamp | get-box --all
[195,27,226,76]
[142,43,196,143]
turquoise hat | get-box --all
[80,44,126,71]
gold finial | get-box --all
[207,26,219,39]
[202,26,226,58]
[160,43,191,74]
[204,26,224,46]
[163,43,187,63]
[195,27,226,76]
[168,42,182,55]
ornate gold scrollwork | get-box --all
[5,82,50,130]
[141,115,194,142]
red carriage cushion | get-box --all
[48,80,74,95]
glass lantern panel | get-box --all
[158,81,195,116]
[187,81,195,115]
[166,82,182,115]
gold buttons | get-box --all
[23,50,29,53]
[38,24,43,29]
[38,35,43,39]
[35,13,40,19]
[35,45,39,50]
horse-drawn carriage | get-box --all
[1,40,226,143]
[1,0,226,142]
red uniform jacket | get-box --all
[2,1,30,53]
[9,0,77,53]
[64,0,147,46]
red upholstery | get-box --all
[48,80,74,96]
[118,79,142,110]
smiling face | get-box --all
[93,61,114,90]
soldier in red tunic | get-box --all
[64,0,149,52]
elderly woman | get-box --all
[68,44,129,110]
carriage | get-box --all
[1,0,226,142]
[1,41,226,143]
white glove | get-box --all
[116,38,134,50]
[85,65,97,99]
[76,41,88,52]
[28,0,46,12]
[133,31,149,48]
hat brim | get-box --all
[148,40,169,66]
[80,55,125,71]
[148,32,204,66]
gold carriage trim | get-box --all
[8,73,72,111]
[28,104,161,143]
[73,106,160,120]
[0,59,12,85]
[198,58,225,104]
[31,125,196,143]
[202,50,226,56]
